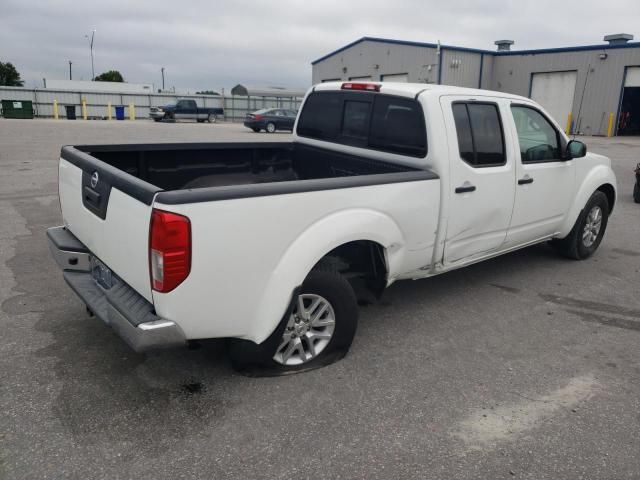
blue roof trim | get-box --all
[311,36,640,65]
[311,36,489,65]
[494,41,640,56]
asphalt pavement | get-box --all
[1,118,639,479]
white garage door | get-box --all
[382,73,408,82]
[625,67,640,87]
[530,71,577,127]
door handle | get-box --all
[455,184,476,194]
[518,176,534,185]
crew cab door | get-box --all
[503,104,575,247]
[175,100,197,119]
[441,97,516,264]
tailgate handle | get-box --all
[83,186,101,206]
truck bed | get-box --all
[59,142,439,308]
[63,142,424,197]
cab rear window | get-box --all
[297,91,427,157]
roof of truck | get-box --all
[312,81,530,102]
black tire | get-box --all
[153,118,162,122]
[228,270,358,376]
[266,122,276,133]
[197,119,205,123]
[251,127,260,133]
[552,191,609,260]
[207,114,216,123]
[634,182,640,204]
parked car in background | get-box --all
[149,99,223,123]
[244,108,297,133]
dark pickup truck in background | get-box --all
[149,99,223,123]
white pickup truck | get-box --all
[48,82,616,374]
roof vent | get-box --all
[603,33,633,45]
[494,40,514,51]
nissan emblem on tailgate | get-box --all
[90,171,99,188]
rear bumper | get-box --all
[244,120,265,129]
[149,111,165,119]
[47,226,186,353]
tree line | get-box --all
[0,61,127,86]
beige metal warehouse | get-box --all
[311,35,640,136]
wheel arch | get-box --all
[313,239,389,300]
[248,208,406,344]
[596,183,616,214]
[558,166,617,238]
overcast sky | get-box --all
[2,0,639,92]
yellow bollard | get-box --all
[565,112,572,135]
[107,102,112,120]
[82,99,88,120]
[53,99,59,120]
[128,103,135,120]
[607,112,615,137]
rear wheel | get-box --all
[228,270,358,376]
[634,182,640,203]
[552,191,609,259]
[207,114,216,123]
[266,122,276,133]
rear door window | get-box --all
[452,102,505,167]
[452,104,475,164]
[297,91,427,157]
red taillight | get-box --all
[254,114,264,120]
[149,209,191,293]
[341,82,381,92]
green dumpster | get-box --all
[1,100,34,119]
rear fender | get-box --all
[249,208,405,344]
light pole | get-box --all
[161,67,165,90]
[69,61,73,80]
[85,30,96,80]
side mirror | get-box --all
[567,139,587,159]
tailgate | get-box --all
[58,146,161,302]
